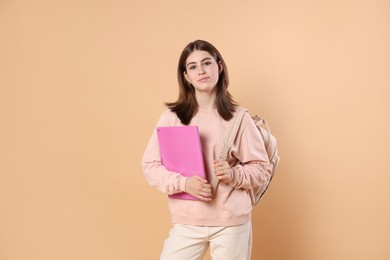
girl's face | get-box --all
[184,50,222,94]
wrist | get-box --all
[180,176,188,192]
[228,168,234,183]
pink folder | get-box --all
[156,126,206,200]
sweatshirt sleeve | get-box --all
[228,112,272,190]
[141,110,188,195]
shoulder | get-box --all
[235,106,253,126]
[160,108,176,118]
[236,107,262,138]
[156,108,181,126]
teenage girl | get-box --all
[142,40,271,260]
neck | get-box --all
[195,90,217,111]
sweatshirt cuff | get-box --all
[229,167,238,187]
[228,168,234,182]
[179,176,188,192]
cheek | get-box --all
[211,66,220,77]
[211,68,221,81]
[184,72,193,82]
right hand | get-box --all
[185,176,212,202]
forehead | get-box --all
[186,50,214,65]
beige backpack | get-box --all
[216,107,280,206]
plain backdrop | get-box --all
[1,0,389,259]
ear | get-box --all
[218,62,223,74]
[184,71,191,84]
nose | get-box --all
[198,67,205,75]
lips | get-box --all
[198,77,209,82]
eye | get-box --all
[188,65,196,70]
[204,61,212,66]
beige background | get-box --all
[1,0,389,259]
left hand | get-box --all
[214,160,232,184]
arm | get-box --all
[141,120,188,195]
[214,113,272,190]
[141,110,212,200]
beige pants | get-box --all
[160,221,252,260]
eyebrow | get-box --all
[186,57,213,67]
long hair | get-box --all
[166,40,238,125]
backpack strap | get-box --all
[219,107,246,161]
[211,107,247,194]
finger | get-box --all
[214,171,222,176]
[214,162,224,168]
[215,172,227,178]
[214,161,224,167]
[215,167,227,173]
[199,189,212,196]
[216,175,225,181]
[215,169,227,175]
[202,184,211,189]
[194,176,208,183]
[215,163,228,170]
[197,195,212,202]
[217,173,229,180]
[200,194,212,199]
[201,188,211,193]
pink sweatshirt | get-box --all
[142,107,271,227]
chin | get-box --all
[196,86,216,93]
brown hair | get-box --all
[166,40,238,125]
